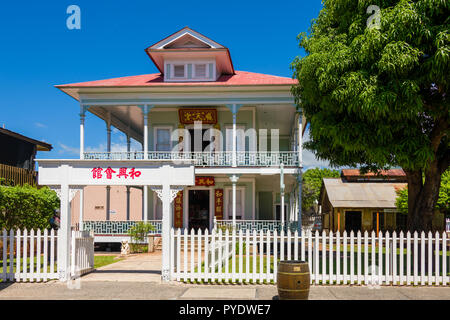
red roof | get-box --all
[341,169,407,182]
[55,71,298,88]
[341,169,406,177]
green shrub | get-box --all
[127,222,155,253]
[0,184,59,230]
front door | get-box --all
[188,190,210,230]
[188,129,210,152]
[345,211,362,233]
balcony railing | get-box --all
[81,220,162,235]
[213,219,313,234]
[83,151,300,167]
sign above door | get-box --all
[179,108,217,124]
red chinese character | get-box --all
[129,167,141,179]
[117,167,128,179]
[104,167,116,179]
[92,167,103,179]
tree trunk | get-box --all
[405,164,443,232]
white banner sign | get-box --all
[37,160,195,187]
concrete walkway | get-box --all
[1,253,448,300]
[81,252,162,283]
[0,281,449,300]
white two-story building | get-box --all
[55,27,306,241]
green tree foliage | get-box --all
[292,0,449,231]
[0,185,59,230]
[396,169,450,215]
[127,222,156,243]
[127,222,156,253]
[302,168,340,212]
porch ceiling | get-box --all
[255,105,296,136]
[87,104,302,144]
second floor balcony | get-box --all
[83,151,300,167]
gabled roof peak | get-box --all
[145,27,234,75]
[147,27,225,50]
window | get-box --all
[194,64,207,78]
[155,128,171,151]
[173,65,185,78]
[165,61,215,82]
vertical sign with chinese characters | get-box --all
[174,190,183,228]
[214,189,224,220]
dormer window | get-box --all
[194,64,207,78]
[165,60,216,82]
[173,65,186,78]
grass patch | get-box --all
[94,255,122,269]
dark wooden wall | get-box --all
[0,133,37,171]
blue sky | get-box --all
[0,0,325,168]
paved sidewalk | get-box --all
[81,253,162,283]
[2,253,447,300]
[0,281,449,300]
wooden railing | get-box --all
[0,163,37,186]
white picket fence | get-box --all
[170,228,449,286]
[70,230,94,278]
[0,229,58,282]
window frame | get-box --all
[193,63,207,79]
[153,126,173,152]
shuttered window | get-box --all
[194,64,207,78]
[173,65,185,78]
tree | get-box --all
[292,0,449,231]
[396,169,450,217]
[0,184,59,230]
[302,168,340,213]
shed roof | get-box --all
[322,178,406,209]
[0,128,52,151]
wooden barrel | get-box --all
[277,260,310,300]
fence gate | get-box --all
[70,230,94,279]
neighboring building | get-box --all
[59,27,305,240]
[319,169,408,233]
[0,127,52,186]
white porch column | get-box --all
[226,104,242,167]
[126,134,131,153]
[153,182,182,282]
[79,105,87,160]
[280,163,285,228]
[106,112,112,221]
[143,187,148,222]
[297,108,303,234]
[56,166,71,281]
[161,184,171,281]
[232,108,237,167]
[126,186,130,221]
[106,185,111,221]
[106,111,112,153]
[79,189,84,231]
[141,105,152,160]
[297,110,303,167]
[229,174,240,228]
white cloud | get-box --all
[58,143,79,155]
[85,142,129,153]
[35,122,47,128]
